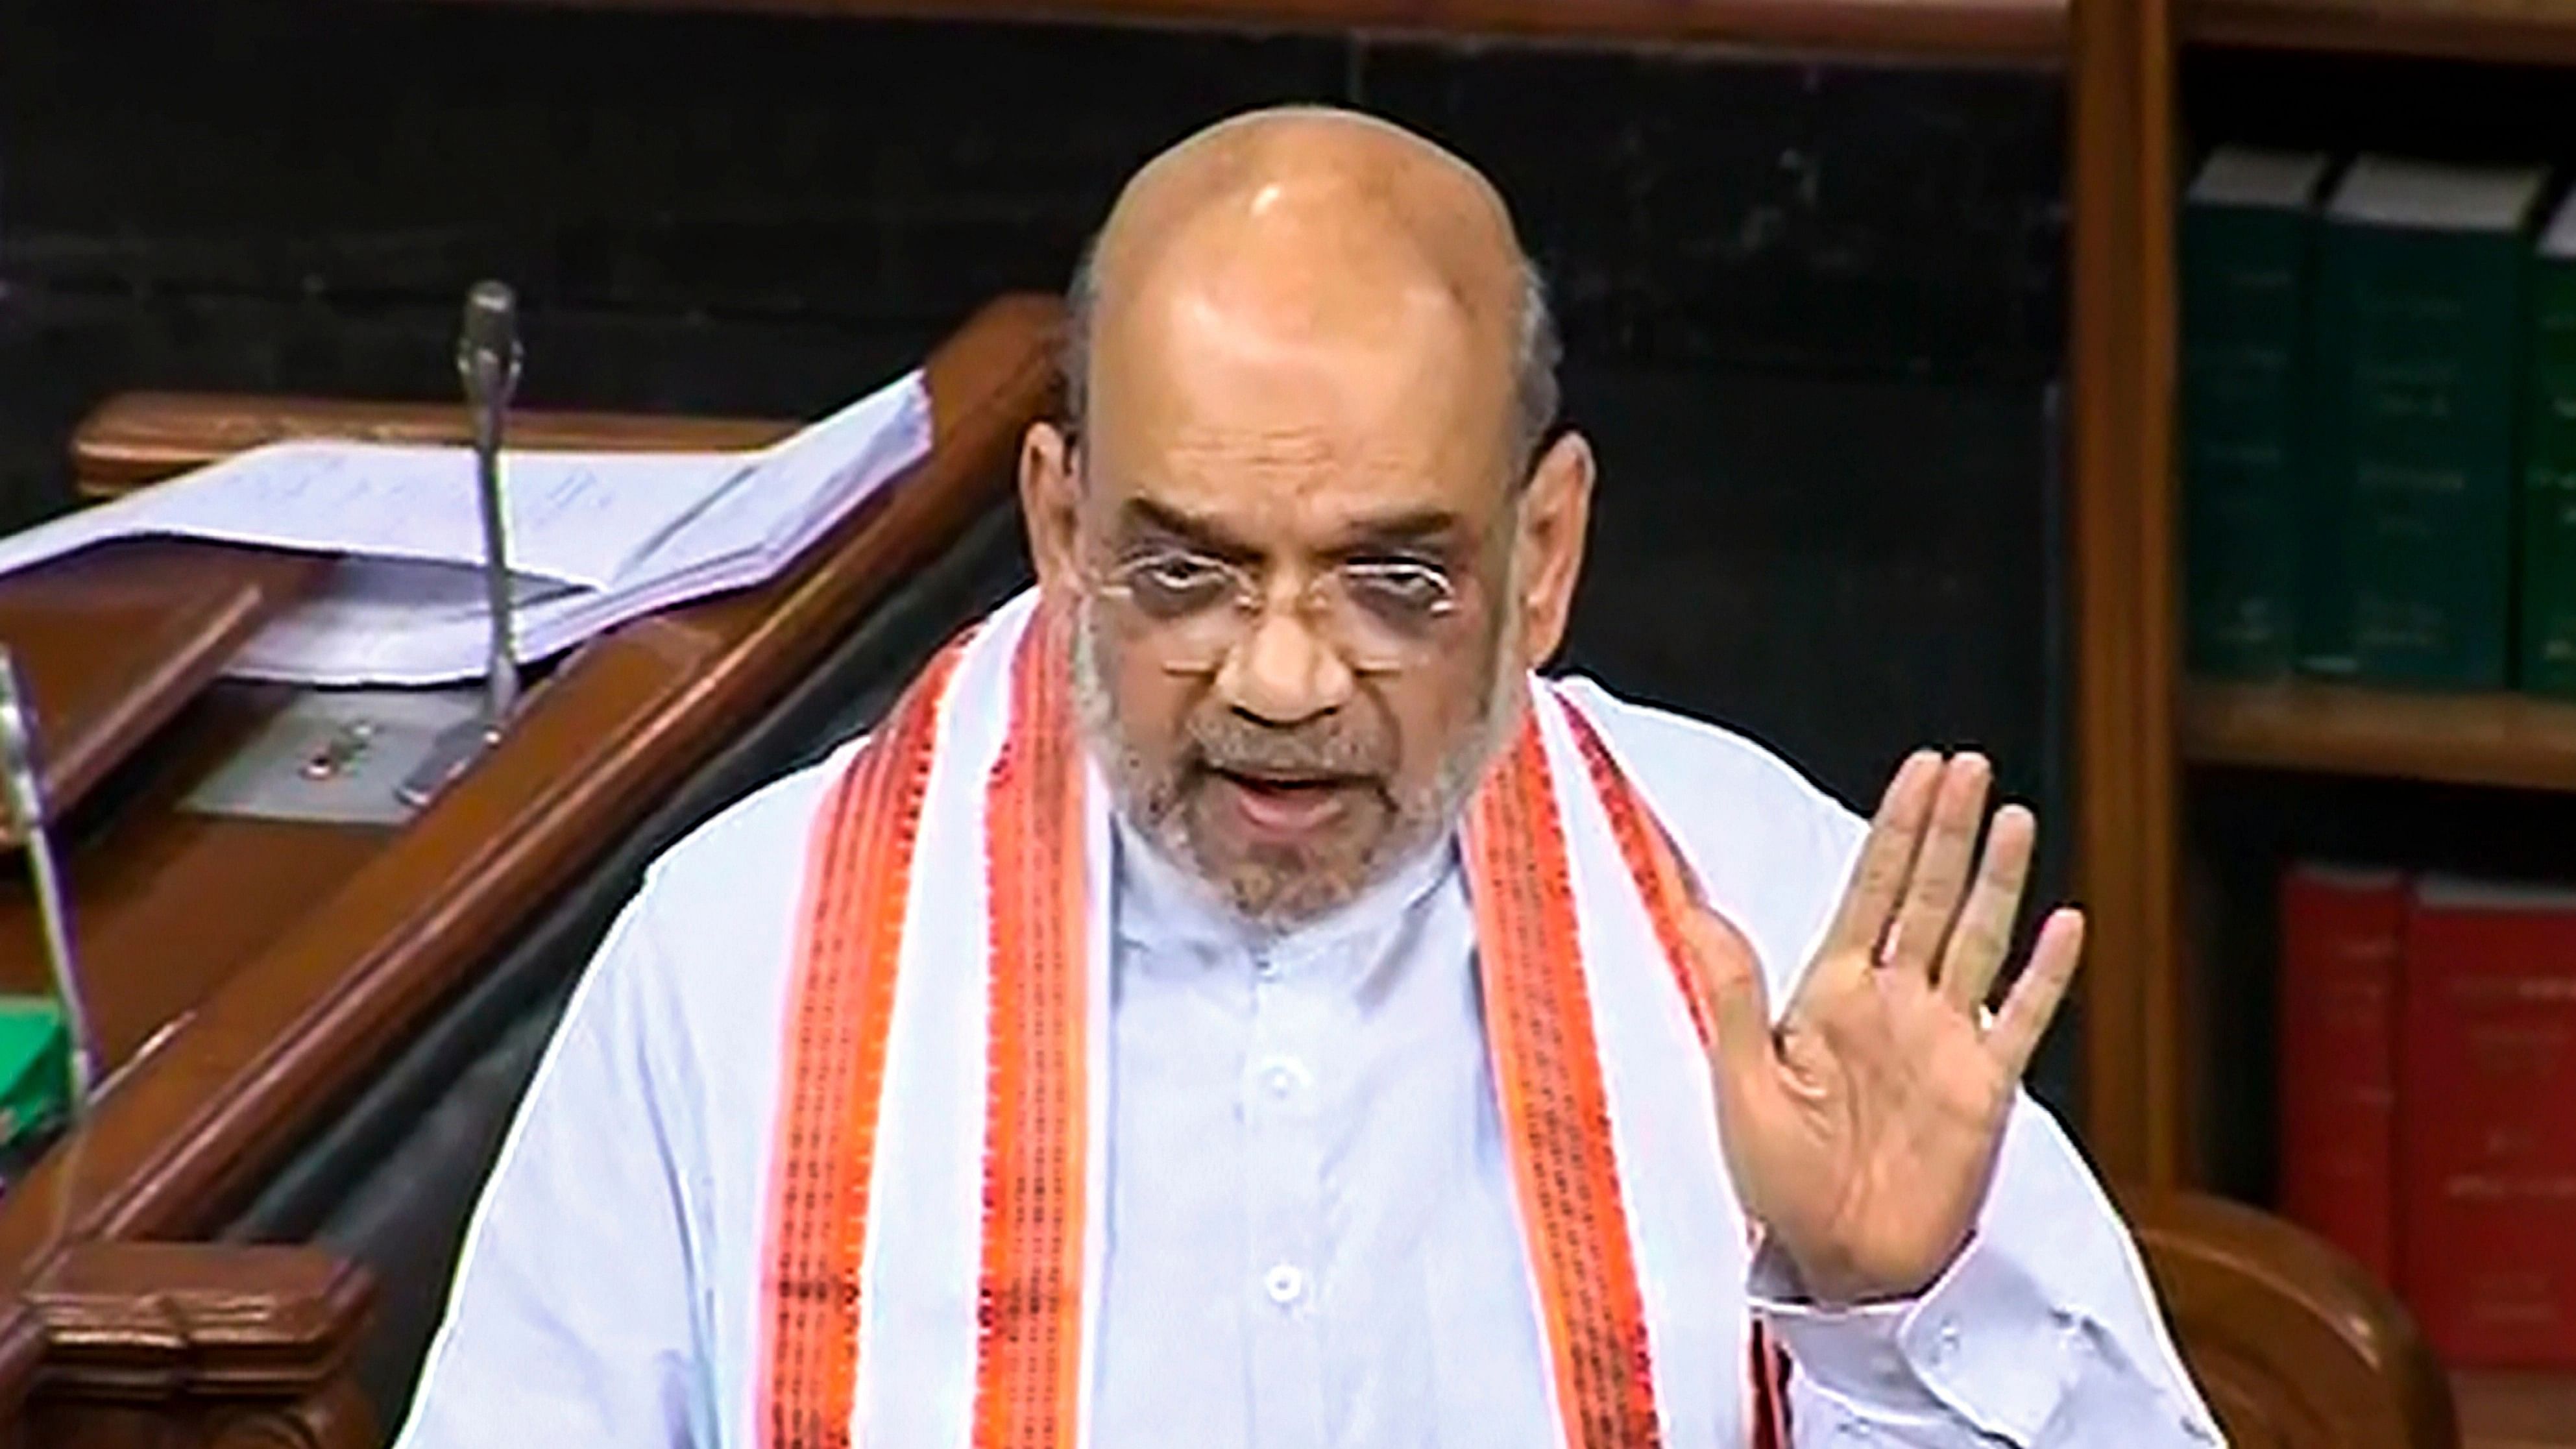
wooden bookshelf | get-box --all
[441,0,2068,61]
[2183,679,2576,792]
[2189,684,2576,1437]
[2187,0,2576,67]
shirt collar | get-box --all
[1111,813,1459,980]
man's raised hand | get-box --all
[1686,751,2085,1304]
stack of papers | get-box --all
[0,371,930,685]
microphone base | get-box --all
[181,687,487,827]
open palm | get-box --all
[1687,751,2085,1304]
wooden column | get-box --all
[2068,0,2184,1185]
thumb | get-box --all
[1681,905,1774,1079]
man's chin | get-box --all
[1204,860,1370,928]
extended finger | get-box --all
[1821,751,1943,960]
[1884,754,1993,982]
[1939,802,2035,1014]
[1986,907,2085,1076]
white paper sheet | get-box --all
[0,370,934,685]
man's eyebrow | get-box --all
[1333,509,1468,552]
[1114,497,1261,561]
[1112,498,1470,557]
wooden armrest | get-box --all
[2126,1187,2457,1449]
[23,1241,374,1448]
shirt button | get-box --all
[1263,1264,1306,1306]
[1254,953,1280,980]
[1935,1320,1961,1362]
[1260,1058,1310,1099]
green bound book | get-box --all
[2521,193,2576,697]
[2309,156,2547,688]
[0,998,68,1175]
[2182,147,2333,680]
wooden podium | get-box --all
[0,295,1059,1446]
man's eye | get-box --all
[1344,561,1457,620]
[1123,555,1235,612]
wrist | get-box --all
[1769,1230,1971,1309]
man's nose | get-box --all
[1215,604,1355,725]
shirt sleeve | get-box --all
[393,882,717,1449]
[1751,1092,2224,1446]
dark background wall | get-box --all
[1,0,2078,1095]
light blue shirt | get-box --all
[1093,823,1551,1447]
[395,679,2221,1448]
[1091,820,2218,1449]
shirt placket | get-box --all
[1241,938,1331,1449]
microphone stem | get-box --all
[19,815,92,1112]
[470,363,519,736]
[0,648,96,1120]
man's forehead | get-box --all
[1085,323,1510,514]
[1100,225,1494,379]
[1089,271,1507,461]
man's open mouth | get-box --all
[1203,767,1368,839]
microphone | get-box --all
[395,280,531,810]
[0,648,97,1119]
[457,280,524,738]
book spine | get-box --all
[2400,894,2576,1367]
[2278,868,2402,1282]
[2523,259,2576,697]
[2333,229,2526,688]
[2183,204,2313,680]
[2300,230,2362,677]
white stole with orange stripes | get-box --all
[758,589,1792,1449]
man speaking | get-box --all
[395,106,2217,1446]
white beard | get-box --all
[1067,574,1526,930]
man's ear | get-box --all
[1019,420,1083,601]
[1512,429,1596,669]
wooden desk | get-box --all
[0,293,1059,1445]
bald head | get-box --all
[1065,106,1559,463]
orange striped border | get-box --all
[759,636,969,1449]
[971,603,1092,1449]
[1561,698,1795,1449]
[1463,711,1665,1449]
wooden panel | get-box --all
[0,294,1059,1408]
[425,0,2067,61]
[2070,0,2187,1184]
[2184,679,2576,792]
[2187,0,2576,67]
[0,544,325,838]
[2458,1371,2576,1449]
